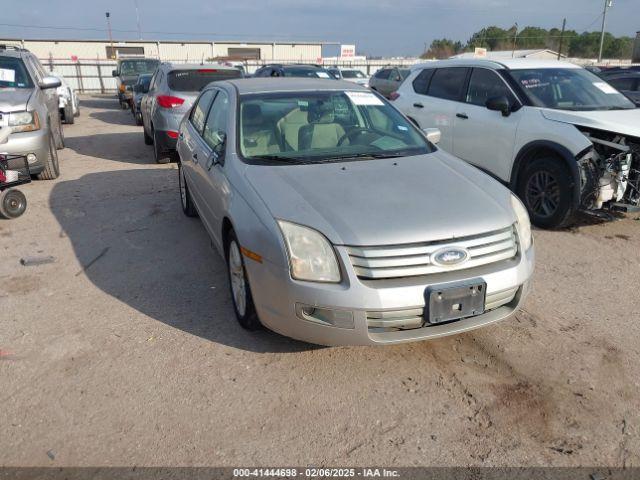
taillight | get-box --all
[389,91,400,101]
[157,95,185,108]
[166,130,179,139]
[198,69,218,73]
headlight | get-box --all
[277,220,341,283]
[511,194,532,251]
[8,111,40,133]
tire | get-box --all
[0,189,27,219]
[517,156,575,229]
[36,132,60,180]
[226,230,261,330]
[74,104,80,117]
[64,105,75,124]
[55,120,65,149]
[143,125,153,145]
[178,163,198,218]
[135,112,143,126]
[153,130,170,164]
[120,101,128,110]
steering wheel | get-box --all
[337,127,371,146]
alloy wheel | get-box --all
[525,170,560,218]
[228,241,247,317]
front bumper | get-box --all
[246,244,535,346]
[0,128,49,174]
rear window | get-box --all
[0,56,34,88]
[428,67,469,101]
[119,60,159,76]
[168,69,242,92]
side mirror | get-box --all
[39,76,62,89]
[112,70,118,77]
[486,96,512,117]
[207,132,227,169]
[422,127,441,145]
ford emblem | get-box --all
[431,247,469,266]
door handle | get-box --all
[192,152,198,164]
[413,103,424,109]
[456,113,469,119]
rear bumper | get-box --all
[154,131,177,152]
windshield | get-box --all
[119,59,159,76]
[168,68,242,92]
[239,90,431,164]
[282,68,332,79]
[342,70,366,79]
[509,68,635,111]
[0,57,34,88]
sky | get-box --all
[1,0,638,57]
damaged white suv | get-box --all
[393,59,640,228]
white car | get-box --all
[327,67,370,87]
[393,59,640,228]
[53,73,80,124]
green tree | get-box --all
[422,39,463,59]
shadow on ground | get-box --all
[79,95,121,110]
[65,132,154,165]
[50,168,315,353]
[90,109,139,127]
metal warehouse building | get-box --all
[0,38,325,62]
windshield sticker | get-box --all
[297,100,309,107]
[316,72,331,78]
[397,125,408,131]
[371,136,406,150]
[0,68,16,83]
[593,82,619,94]
[345,91,384,106]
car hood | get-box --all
[0,88,33,112]
[540,108,640,138]
[245,152,515,246]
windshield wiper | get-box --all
[249,154,309,164]
[315,152,408,162]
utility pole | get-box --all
[558,18,566,60]
[105,12,114,59]
[512,23,519,58]
[133,0,142,40]
[598,0,613,62]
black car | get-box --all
[131,74,152,125]
[602,71,640,106]
[252,64,334,79]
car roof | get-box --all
[411,58,583,71]
[161,62,241,72]
[0,48,27,59]
[260,64,325,70]
[222,77,369,94]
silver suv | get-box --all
[0,45,64,180]
[141,63,242,163]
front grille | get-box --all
[366,286,519,332]
[346,226,518,280]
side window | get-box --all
[389,69,402,82]
[375,69,391,80]
[466,68,516,106]
[412,69,435,95]
[190,89,216,135]
[203,90,230,150]
[428,67,469,101]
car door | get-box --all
[452,67,522,181]
[387,68,403,95]
[178,89,217,213]
[194,88,232,249]
[410,67,469,152]
[26,56,59,132]
[142,71,158,134]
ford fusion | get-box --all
[176,78,535,346]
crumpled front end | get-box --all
[577,128,640,212]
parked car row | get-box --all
[113,56,639,346]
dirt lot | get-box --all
[1,95,639,468]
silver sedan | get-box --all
[176,78,535,346]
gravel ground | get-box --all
[1,95,639,468]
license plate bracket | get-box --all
[426,280,486,325]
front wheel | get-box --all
[36,132,60,180]
[0,189,27,218]
[226,230,261,330]
[517,157,575,229]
